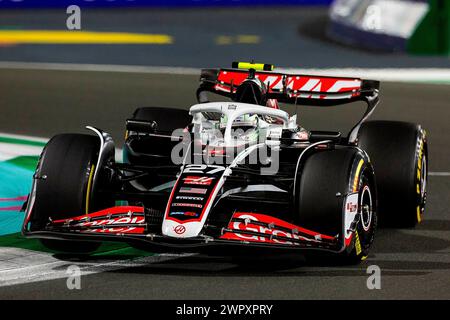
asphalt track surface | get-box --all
[0,68,449,299]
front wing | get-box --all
[23,205,343,253]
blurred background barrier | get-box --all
[1,3,450,67]
[2,0,447,57]
[408,0,450,55]
[328,0,450,55]
[0,0,333,8]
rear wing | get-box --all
[196,66,380,143]
[197,68,379,106]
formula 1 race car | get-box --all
[22,62,428,263]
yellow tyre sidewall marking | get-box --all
[355,230,362,256]
[85,164,95,214]
[353,159,365,192]
[416,137,425,223]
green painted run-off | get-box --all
[408,0,450,55]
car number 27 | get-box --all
[183,164,225,175]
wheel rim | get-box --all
[360,185,373,232]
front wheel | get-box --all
[296,148,377,264]
[27,134,112,254]
[340,168,377,263]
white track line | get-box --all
[0,133,123,163]
[0,247,192,288]
[429,172,450,176]
[1,61,450,83]
[0,143,43,161]
[0,132,48,143]
[0,61,199,75]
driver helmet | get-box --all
[234,78,268,106]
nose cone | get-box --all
[161,164,226,239]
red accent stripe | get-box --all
[164,178,181,220]
[0,196,28,202]
[82,227,145,234]
[227,212,335,240]
[345,234,353,247]
[0,206,22,211]
[216,70,362,95]
[199,182,219,221]
[52,206,144,224]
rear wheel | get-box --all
[130,107,192,133]
[124,107,192,166]
[357,120,428,227]
[30,134,112,254]
[123,106,192,195]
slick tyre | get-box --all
[357,121,428,228]
[296,148,377,264]
[124,107,192,167]
[29,134,110,254]
[130,107,192,133]
[342,168,377,264]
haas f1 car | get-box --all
[22,62,428,263]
